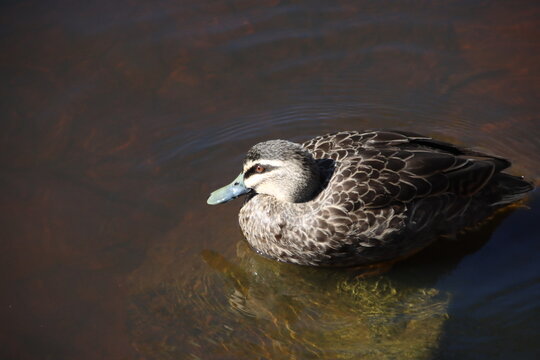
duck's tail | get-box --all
[489,173,534,207]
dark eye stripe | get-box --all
[244,164,275,179]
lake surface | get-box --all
[2,1,539,359]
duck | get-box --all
[207,130,533,267]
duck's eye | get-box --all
[255,165,266,173]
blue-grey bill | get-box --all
[207,173,250,205]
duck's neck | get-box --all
[285,159,321,203]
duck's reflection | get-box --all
[127,206,516,360]
[201,242,450,360]
[198,206,515,360]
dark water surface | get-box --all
[2,1,540,359]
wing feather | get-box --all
[303,130,511,209]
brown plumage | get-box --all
[208,130,533,267]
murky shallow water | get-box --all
[2,1,539,359]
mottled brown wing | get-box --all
[303,130,413,159]
[303,130,511,209]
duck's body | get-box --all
[208,130,533,267]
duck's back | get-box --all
[303,130,530,210]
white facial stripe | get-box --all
[243,174,261,188]
[243,159,288,172]
[243,159,289,189]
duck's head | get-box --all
[207,140,321,205]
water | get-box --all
[1,1,539,359]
